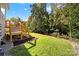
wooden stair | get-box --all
[0,23,4,41]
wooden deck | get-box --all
[6,31,21,35]
[5,20,29,42]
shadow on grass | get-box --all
[27,40,37,49]
[9,40,37,56]
[9,45,31,56]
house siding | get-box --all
[0,3,8,46]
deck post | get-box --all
[9,21,12,42]
[20,21,23,40]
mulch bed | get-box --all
[13,35,36,46]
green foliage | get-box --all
[63,4,79,39]
[50,4,69,35]
[27,3,50,34]
[27,3,79,39]
[9,17,21,22]
[50,3,79,39]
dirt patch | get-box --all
[69,40,79,56]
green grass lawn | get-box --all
[9,33,76,56]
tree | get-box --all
[10,17,21,22]
[64,4,79,39]
[28,3,49,34]
[27,15,32,29]
[27,3,79,40]
[50,3,68,35]
[10,17,17,22]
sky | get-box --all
[6,3,51,21]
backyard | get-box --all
[8,33,76,56]
[0,3,79,56]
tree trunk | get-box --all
[69,20,72,40]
